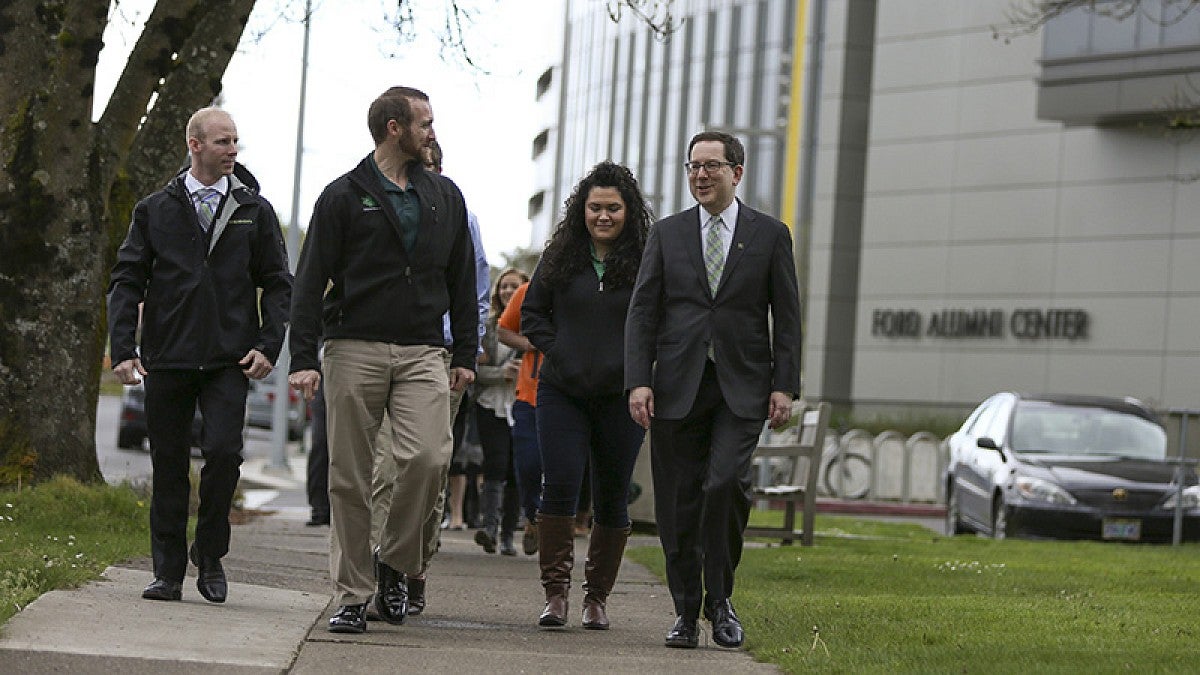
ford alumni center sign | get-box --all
[871,309,1090,341]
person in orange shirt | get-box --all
[497,280,542,556]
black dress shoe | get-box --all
[142,577,182,601]
[305,511,330,527]
[407,576,426,615]
[374,559,409,624]
[665,615,699,648]
[704,598,745,648]
[328,603,368,633]
[189,544,227,603]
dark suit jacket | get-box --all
[624,200,801,420]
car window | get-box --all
[982,398,1013,445]
[1012,401,1166,459]
[961,400,989,435]
[964,397,998,436]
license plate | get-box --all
[1102,518,1141,541]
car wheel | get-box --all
[992,494,1010,540]
[945,482,968,535]
[117,427,143,450]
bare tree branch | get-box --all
[606,0,680,41]
[993,0,1200,43]
[96,0,204,184]
[122,0,256,203]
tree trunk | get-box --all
[0,0,255,485]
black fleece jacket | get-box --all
[289,154,478,373]
[521,265,634,398]
[107,164,292,370]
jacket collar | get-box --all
[347,153,437,257]
[682,199,760,298]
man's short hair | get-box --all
[367,86,430,145]
[185,107,232,146]
[687,130,745,167]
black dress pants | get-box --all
[307,382,330,518]
[144,367,248,582]
[650,360,762,620]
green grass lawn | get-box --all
[627,512,1200,674]
[0,477,149,627]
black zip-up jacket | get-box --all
[289,154,478,373]
[521,264,633,398]
[107,165,292,371]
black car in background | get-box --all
[944,393,1199,543]
[117,383,204,450]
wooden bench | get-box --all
[744,401,831,546]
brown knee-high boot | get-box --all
[581,524,630,630]
[537,513,576,627]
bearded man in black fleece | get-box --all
[520,161,651,631]
[108,107,292,604]
[288,86,477,634]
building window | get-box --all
[528,190,546,219]
[532,129,550,159]
[536,68,554,100]
[1038,7,1200,124]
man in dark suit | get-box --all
[625,131,801,649]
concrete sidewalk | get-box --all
[0,511,778,674]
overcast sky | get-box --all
[95,0,562,264]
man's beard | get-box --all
[397,132,424,162]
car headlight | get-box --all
[1162,485,1200,510]
[1013,476,1077,505]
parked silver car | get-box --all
[944,392,1199,542]
[246,370,308,440]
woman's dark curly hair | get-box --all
[536,161,652,289]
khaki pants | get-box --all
[370,351,462,572]
[324,340,451,605]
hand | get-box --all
[289,369,321,402]
[767,391,793,429]
[502,360,520,381]
[113,358,147,385]
[628,386,654,430]
[240,349,273,380]
[449,367,475,393]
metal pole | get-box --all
[1173,411,1189,546]
[796,0,825,357]
[268,0,312,473]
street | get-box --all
[95,394,309,510]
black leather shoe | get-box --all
[305,511,329,527]
[665,615,699,648]
[142,577,182,601]
[374,559,409,624]
[189,544,227,603]
[704,598,745,648]
[407,576,426,615]
[328,603,368,633]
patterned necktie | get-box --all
[704,214,725,294]
[194,188,219,232]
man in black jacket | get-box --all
[288,86,478,634]
[108,107,292,604]
[625,131,801,649]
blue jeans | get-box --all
[535,382,645,528]
[510,400,542,523]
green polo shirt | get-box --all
[369,156,420,252]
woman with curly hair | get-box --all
[521,160,652,630]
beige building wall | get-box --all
[806,0,1200,415]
